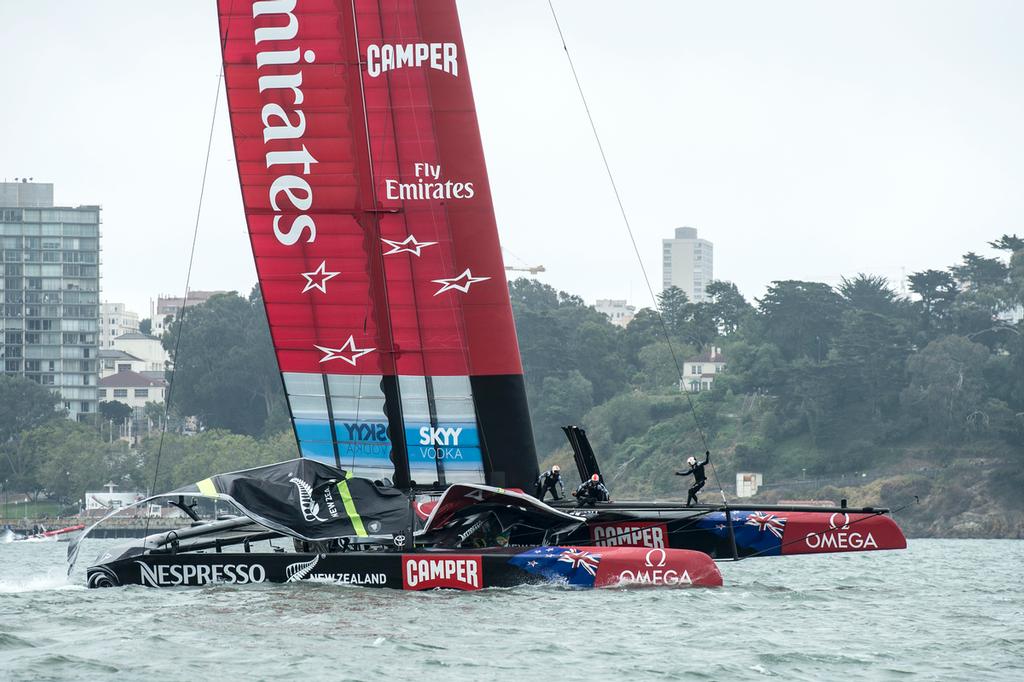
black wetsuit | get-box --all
[535,470,564,501]
[573,479,610,507]
[676,452,710,506]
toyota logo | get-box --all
[829,512,851,530]
[645,548,667,568]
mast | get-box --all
[218,0,539,490]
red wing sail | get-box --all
[218,0,538,489]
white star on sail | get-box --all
[381,234,438,257]
[431,269,491,296]
[300,260,340,294]
[314,336,375,366]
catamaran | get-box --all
[75,0,904,590]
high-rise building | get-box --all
[100,302,139,348]
[662,227,714,303]
[0,181,101,421]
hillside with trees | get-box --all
[2,236,1021,536]
[514,235,1024,537]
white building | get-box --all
[680,347,726,392]
[98,370,167,411]
[112,332,168,373]
[99,302,139,348]
[736,473,763,498]
[84,482,144,512]
[98,348,147,379]
[662,227,713,303]
[594,299,636,328]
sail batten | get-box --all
[219,0,538,490]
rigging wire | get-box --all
[145,70,224,534]
[546,1,726,501]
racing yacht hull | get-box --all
[557,501,907,558]
[87,545,722,590]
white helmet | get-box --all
[687,456,697,466]
[551,465,560,473]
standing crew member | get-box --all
[535,465,564,501]
[676,451,710,506]
[573,473,610,507]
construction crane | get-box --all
[504,264,546,275]
[502,247,545,276]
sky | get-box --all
[2,0,1023,317]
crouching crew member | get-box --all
[676,451,710,506]
[573,473,610,507]
[535,464,565,501]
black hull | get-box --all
[88,550,541,590]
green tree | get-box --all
[900,335,990,440]
[137,429,293,493]
[15,421,135,504]
[838,274,901,315]
[705,280,753,335]
[99,400,133,425]
[950,252,1008,290]
[756,281,844,362]
[162,288,287,436]
[684,302,718,351]
[635,342,685,390]
[831,309,912,418]
[509,278,629,408]
[0,375,62,444]
[529,371,594,454]
[0,376,63,494]
[138,318,153,335]
[989,234,1024,253]
[657,286,691,338]
[623,308,663,365]
[908,269,958,333]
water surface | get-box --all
[1,539,1021,680]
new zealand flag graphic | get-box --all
[697,511,784,556]
[508,547,602,587]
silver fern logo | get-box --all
[290,477,327,522]
[286,555,322,582]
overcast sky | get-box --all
[2,1,1022,317]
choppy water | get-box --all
[1,539,1021,680]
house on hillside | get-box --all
[98,371,167,411]
[112,332,168,373]
[99,349,146,379]
[680,347,726,392]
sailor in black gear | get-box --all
[676,451,710,506]
[573,474,610,507]
[535,465,564,501]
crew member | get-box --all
[535,465,565,501]
[676,451,710,506]
[573,473,610,507]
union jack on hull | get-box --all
[557,548,601,577]
[745,511,787,539]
